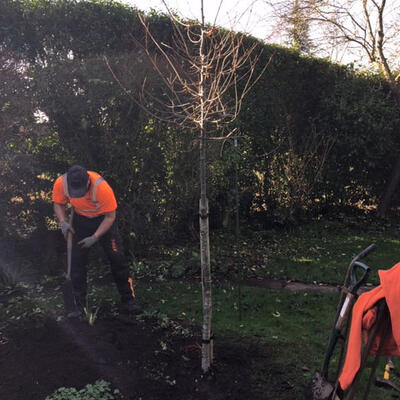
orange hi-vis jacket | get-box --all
[339,262,400,391]
[52,171,117,217]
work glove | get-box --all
[78,235,97,249]
[60,221,74,239]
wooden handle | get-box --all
[66,210,74,279]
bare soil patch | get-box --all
[0,313,269,400]
[237,278,341,293]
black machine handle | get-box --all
[321,244,376,379]
[346,244,376,292]
[348,261,370,294]
[351,244,377,265]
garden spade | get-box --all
[305,244,376,400]
[63,211,75,312]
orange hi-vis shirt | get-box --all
[52,171,117,217]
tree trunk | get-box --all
[199,195,213,372]
[199,134,213,372]
[377,84,400,217]
[377,151,400,217]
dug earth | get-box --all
[0,314,269,400]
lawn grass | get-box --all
[255,221,400,286]
[145,218,400,287]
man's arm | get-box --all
[54,202,67,222]
[93,210,116,240]
[54,202,74,238]
[78,210,116,248]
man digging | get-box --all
[52,165,141,317]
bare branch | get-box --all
[160,0,191,28]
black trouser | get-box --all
[71,212,134,306]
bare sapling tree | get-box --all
[106,0,270,372]
[267,0,400,216]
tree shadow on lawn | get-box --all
[0,313,298,400]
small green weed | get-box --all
[82,297,101,326]
[0,262,26,288]
[83,305,100,326]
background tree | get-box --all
[266,0,318,54]
[287,0,313,53]
[266,0,400,216]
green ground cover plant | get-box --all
[45,380,120,400]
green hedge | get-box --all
[1,0,399,257]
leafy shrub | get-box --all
[45,380,120,400]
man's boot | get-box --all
[120,297,142,314]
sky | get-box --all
[119,0,367,65]
[120,0,400,68]
[122,0,275,41]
